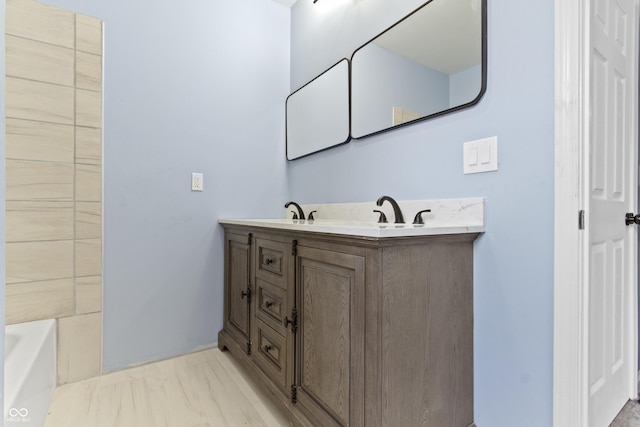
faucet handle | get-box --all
[290,211,299,220]
[373,210,388,224]
[308,210,317,221]
[412,209,432,225]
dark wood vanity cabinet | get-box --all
[218,225,477,427]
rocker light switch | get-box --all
[464,136,498,174]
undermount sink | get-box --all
[219,198,485,238]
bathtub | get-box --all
[4,319,56,427]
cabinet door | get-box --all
[224,232,252,349]
[294,246,365,427]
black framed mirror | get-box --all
[350,0,487,139]
[286,59,351,160]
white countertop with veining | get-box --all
[219,198,485,238]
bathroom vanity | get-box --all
[218,199,483,427]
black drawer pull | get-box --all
[264,257,274,265]
[265,300,274,308]
[263,345,272,352]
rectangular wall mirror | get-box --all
[351,0,487,139]
[286,59,351,160]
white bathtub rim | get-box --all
[4,318,56,423]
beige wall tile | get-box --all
[76,239,102,277]
[6,240,74,284]
[76,276,102,315]
[5,1,106,385]
[6,201,74,242]
[6,279,74,325]
[76,51,102,92]
[6,0,74,48]
[76,13,102,55]
[6,77,74,125]
[6,35,74,86]
[6,118,74,163]
[76,126,102,165]
[58,312,102,384]
[76,202,102,239]
[76,89,102,128]
[76,163,102,202]
[6,159,74,201]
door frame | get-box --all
[554,1,640,426]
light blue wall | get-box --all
[289,1,554,426]
[39,0,291,371]
[351,43,449,137]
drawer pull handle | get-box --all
[263,345,272,352]
[265,301,274,308]
[264,257,274,265]
[241,288,251,300]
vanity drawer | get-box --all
[256,278,286,334]
[253,320,287,390]
[255,238,290,289]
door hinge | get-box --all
[578,209,585,230]
[283,307,298,334]
[290,384,298,403]
[247,232,253,246]
[291,239,298,256]
[246,342,252,355]
[241,286,252,303]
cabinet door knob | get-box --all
[264,257,274,265]
[265,300,274,308]
[263,345,272,352]
[626,212,640,225]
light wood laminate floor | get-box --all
[44,348,292,427]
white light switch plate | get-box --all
[463,136,498,174]
[191,172,204,191]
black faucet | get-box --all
[376,196,404,224]
[412,209,432,225]
[284,201,305,220]
[373,210,388,223]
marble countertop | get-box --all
[218,218,483,238]
[219,198,485,238]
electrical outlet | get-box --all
[191,173,204,191]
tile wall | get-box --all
[5,0,103,384]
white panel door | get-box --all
[588,0,637,425]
